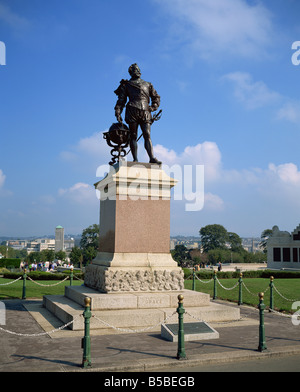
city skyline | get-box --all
[0,0,300,238]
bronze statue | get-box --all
[114,63,162,164]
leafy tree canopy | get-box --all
[199,224,244,253]
[199,224,229,252]
[80,224,99,265]
[260,228,273,254]
[80,224,99,251]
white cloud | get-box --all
[0,3,30,30]
[60,131,111,174]
[223,72,300,125]
[154,0,273,59]
[277,101,300,124]
[0,169,6,188]
[58,182,97,204]
[39,195,56,205]
[268,163,300,185]
[60,131,108,160]
[76,132,108,156]
[223,72,280,109]
[154,141,222,182]
[204,192,224,211]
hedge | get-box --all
[183,268,300,280]
[2,270,84,281]
[0,259,21,269]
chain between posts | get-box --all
[27,276,69,286]
[0,276,22,285]
[0,316,80,336]
[92,311,176,333]
[0,269,76,299]
[186,270,300,312]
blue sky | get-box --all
[0,0,300,238]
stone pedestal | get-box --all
[43,160,240,334]
[84,161,184,293]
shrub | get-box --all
[0,259,21,269]
[2,270,84,281]
[183,268,300,280]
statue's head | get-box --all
[128,63,141,79]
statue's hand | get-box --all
[149,105,158,113]
[115,108,123,123]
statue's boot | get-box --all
[149,157,161,164]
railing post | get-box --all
[213,270,217,300]
[22,269,27,299]
[82,297,92,368]
[70,267,73,286]
[192,268,196,291]
[238,272,243,305]
[258,292,267,352]
[269,276,274,311]
[176,294,187,360]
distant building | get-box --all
[55,225,64,253]
[267,224,300,269]
[26,238,55,254]
[7,240,27,250]
[64,238,75,251]
[170,240,176,250]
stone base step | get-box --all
[64,286,211,310]
[43,290,240,333]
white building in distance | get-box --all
[267,224,300,270]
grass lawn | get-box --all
[0,277,83,300]
[184,277,300,314]
[1,275,299,315]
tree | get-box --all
[55,250,66,261]
[80,224,99,251]
[199,224,228,252]
[260,228,273,254]
[70,246,83,268]
[40,249,55,262]
[171,245,191,267]
[26,251,41,264]
[227,232,243,252]
[0,245,15,258]
[80,224,99,265]
[83,246,97,265]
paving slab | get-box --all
[0,299,299,373]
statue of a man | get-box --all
[114,63,161,164]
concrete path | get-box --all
[0,299,299,373]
